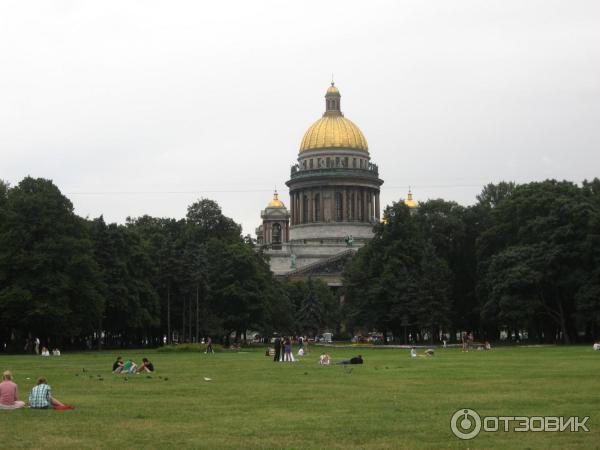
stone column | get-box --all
[320,188,325,223]
[342,189,348,221]
[362,189,368,222]
[308,190,313,222]
[299,190,304,224]
[375,192,380,220]
[293,192,297,225]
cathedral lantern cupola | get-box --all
[325,82,342,115]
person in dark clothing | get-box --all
[137,358,154,373]
[337,355,363,365]
[273,336,281,362]
[112,356,124,373]
[205,337,214,354]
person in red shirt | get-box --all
[0,370,26,409]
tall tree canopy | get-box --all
[0,178,104,348]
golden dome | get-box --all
[300,116,368,152]
[326,84,339,95]
[267,190,285,209]
[404,189,418,208]
[299,83,368,153]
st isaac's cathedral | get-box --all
[256,82,387,286]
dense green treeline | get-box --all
[0,177,336,351]
[344,179,600,343]
[1,177,599,350]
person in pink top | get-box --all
[0,370,26,409]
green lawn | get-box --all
[0,346,598,449]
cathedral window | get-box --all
[335,192,343,222]
[272,223,282,250]
[302,195,309,223]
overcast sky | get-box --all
[1,1,599,235]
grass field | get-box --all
[0,345,599,449]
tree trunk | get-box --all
[182,296,186,343]
[195,285,200,343]
[167,284,171,345]
[97,317,103,351]
[557,302,570,345]
[188,295,192,342]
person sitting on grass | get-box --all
[137,358,154,373]
[29,377,65,409]
[0,370,26,409]
[337,355,363,365]
[112,356,124,373]
[593,342,600,351]
[41,347,50,357]
[122,359,137,374]
[424,348,434,357]
[319,353,330,365]
[52,348,61,356]
[410,347,417,358]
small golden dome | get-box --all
[267,190,285,209]
[326,83,340,95]
[404,189,418,208]
[300,116,368,152]
[299,83,369,153]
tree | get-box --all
[186,199,241,241]
[0,177,104,349]
[297,278,322,336]
[477,180,598,343]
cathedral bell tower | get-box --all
[255,190,290,250]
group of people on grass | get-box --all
[40,347,61,357]
[112,356,154,374]
[272,336,301,362]
[0,371,68,410]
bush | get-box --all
[157,343,222,353]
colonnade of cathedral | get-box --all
[289,187,380,225]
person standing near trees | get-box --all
[273,336,281,362]
[283,337,293,362]
[205,336,214,354]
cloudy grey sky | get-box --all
[2,0,599,235]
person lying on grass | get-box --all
[137,358,154,373]
[410,347,434,358]
[336,355,363,365]
[29,377,65,409]
[0,370,26,409]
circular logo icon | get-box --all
[451,408,482,440]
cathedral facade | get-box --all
[256,83,383,286]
